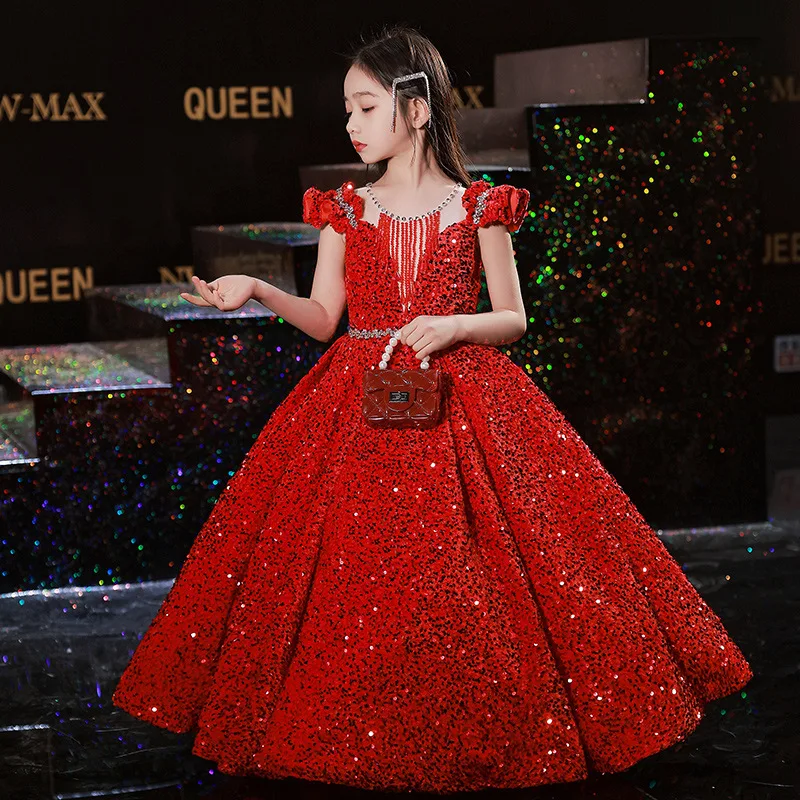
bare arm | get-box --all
[251,223,347,342]
[453,224,527,346]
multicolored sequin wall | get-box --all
[511,39,763,527]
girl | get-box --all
[113,24,752,794]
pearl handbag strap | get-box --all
[378,332,432,371]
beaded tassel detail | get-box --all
[376,212,440,315]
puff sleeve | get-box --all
[463,180,530,234]
[302,181,364,234]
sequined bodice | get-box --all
[302,179,531,331]
[346,214,480,329]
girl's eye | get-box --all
[343,107,374,120]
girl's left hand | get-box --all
[397,315,462,360]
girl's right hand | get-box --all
[180,274,256,312]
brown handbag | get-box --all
[362,338,445,430]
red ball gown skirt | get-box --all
[112,180,752,792]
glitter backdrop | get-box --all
[499,39,765,526]
[0,285,338,593]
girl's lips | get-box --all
[353,142,367,152]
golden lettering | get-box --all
[30,93,64,121]
[73,266,93,297]
[763,232,800,265]
[272,86,292,117]
[51,267,72,301]
[205,87,227,120]
[14,92,108,122]
[229,86,248,119]
[2,271,26,303]
[770,75,800,103]
[452,86,485,109]
[0,93,23,121]
[184,87,205,121]
[0,266,94,304]
[159,265,194,283]
[251,86,270,118]
[60,93,85,121]
[83,92,106,120]
[182,86,293,120]
[29,269,49,301]
[463,86,484,108]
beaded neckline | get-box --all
[364,182,463,223]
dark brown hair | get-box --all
[343,24,472,186]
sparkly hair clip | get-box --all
[391,70,431,133]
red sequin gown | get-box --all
[112,180,752,793]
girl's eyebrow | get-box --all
[343,90,379,101]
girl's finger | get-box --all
[196,279,221,308]
[188,277,220,307]
[180,292,212,307]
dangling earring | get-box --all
[391,70,431,133]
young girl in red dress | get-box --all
[113,24,753,793]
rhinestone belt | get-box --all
[347,326,402,339]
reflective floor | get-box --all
[1,521,796,800]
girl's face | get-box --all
[343,65,417,164]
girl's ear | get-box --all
[410,96,431,129]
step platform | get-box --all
[0,281,341,593]
[0,339,172,470]
[82,281,337,408]
[0,400,37,473]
